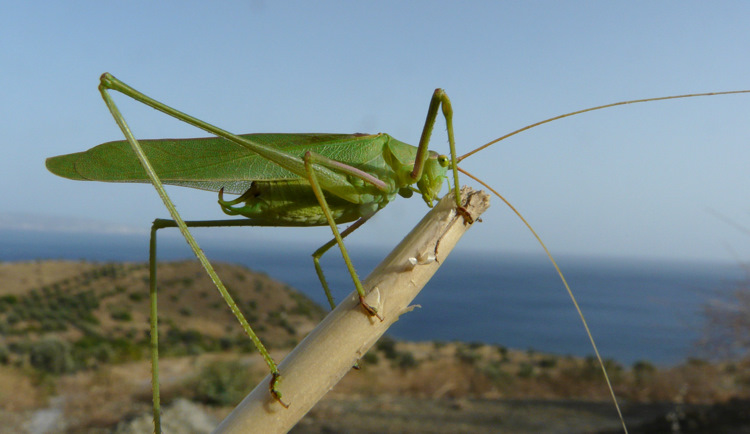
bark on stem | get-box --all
[214,187,490,433]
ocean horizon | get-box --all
[2,228,745,367]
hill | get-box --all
[0,260,749,432]
[0,260,325,371]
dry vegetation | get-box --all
[0,260,324,371]
[0,260,748,433]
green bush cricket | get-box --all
[46,73,749,432]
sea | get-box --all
[2,228,746,367]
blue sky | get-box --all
[2,2,749,263]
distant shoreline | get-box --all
[2,232,746,366]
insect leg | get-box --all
[150,218,288,400]
[411,89,470,222]
[99,73,353,193]
[312,214,375,310]
[99,80,288,426]
[147,224,161,431]
[303,152,383,320]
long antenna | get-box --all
[458,166,628,433]
[458,90,750,162]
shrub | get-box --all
[129,292,146,302]
[497,345,508,361]
[5,313,19,325]
[254,281,264,292]
[518,362,535,378]
[376,336,398,360]
[538,357,558,369]
[110,307,133,322]
[191,359,256,406]
[395,351,418,370]
[179,307,193,317]
[483,360,513,384]
[0,343,9,364]
[468,341,484,350]
[455,344,482,365]
[29,337,75,374]
[267,312,296,336]
[633,360,656,384]
[361,351,379,366]
[0,294,19,305]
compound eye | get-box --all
[437,155,450,167]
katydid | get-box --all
[46,73,749,432]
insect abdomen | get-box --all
[218,180,364,226]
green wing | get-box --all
[46,133,387,194]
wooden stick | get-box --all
[214,187,490,433]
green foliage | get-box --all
[633,360,656,384]
[1,261,323,372]
[29,337,75,374]
[267,311,296,336]
[538,356,558,369]
[361,351,379,366]
[179,306,193,317]
[632,360,656,373]
[497,345,509,361]
[395,350,418,370]
[164,328,214,356]
[455,344,482,365]
[572,356,623,382]
[5,313,20,325]
[128,291,146,302]
[518,362,535,379]
[373,337,418,369]
[0,294,19,305]
[482,360,513,384]
[6,285,101,334]
[190,359,256,406]
[376,336,398,360]
[109,306,133,322]
[0,342,9,364]
[71,334,144,366]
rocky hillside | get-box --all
[0,260,325,372]
[1,261,749,433]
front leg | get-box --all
[411,88,471,223]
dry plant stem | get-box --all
[214,187,490,434]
